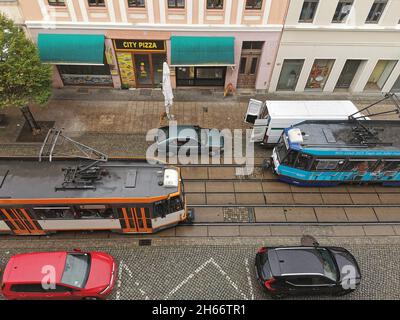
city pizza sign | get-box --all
[114,39,166,51]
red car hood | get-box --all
[85,252,115,291]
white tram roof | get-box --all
[265,100,365,119]
[0,159,180,201]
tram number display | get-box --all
[114,39,166,51]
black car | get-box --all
[255,246,361,298]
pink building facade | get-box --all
[18,0,289,91]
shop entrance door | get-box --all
[0,208,45,235]
[237,54,260,88]
[134,54,153,87]
[335,60,362,89]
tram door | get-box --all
[0,208,45,235]
[118,207,152,233]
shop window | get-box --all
[207,0,224,9]
[332,0,353,23]
[366,0,387,23]
[168,0,185,8]
[306,59,335,91]
[152,53,167,88]
[176,67,226,87]
[127,0,145,7]
[88,0,105,7]
[58,64,112,86]
[277,59,304,91]
[299,0,319,23]
[245,0,263,10]
[48,0,65,6]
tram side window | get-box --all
[343,160,377,172]
[382,160,400,172]
[75,205,114,219]
[154,200,169,218]
[169,196,184,213]
[311,159,345,171]
[34,207,75,219]
[293,153,312,170]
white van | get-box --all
[244,99,366,146]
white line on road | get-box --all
[245,258,255,300]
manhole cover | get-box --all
[77,88,89,94]
[139,239,152,246]
[223,207,255,223]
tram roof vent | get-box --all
[125,169,137,188]
[288,128,303,144]
[164,169,179,188]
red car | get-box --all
[0,249,117,300]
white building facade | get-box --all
[269,0,400,94]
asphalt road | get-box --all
[0,236,399,300]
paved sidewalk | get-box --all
[0,89,398,157]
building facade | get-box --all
[15,0,289,91]
[269,0,400,94]
[0,0,24,25]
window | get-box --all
[294,153,312,170]
[48,0,65,6]
[168,0,185,8]
[299,0,319,23]
[207,0,224,9]
[311,159,345,171]
[34,207,75,219]
[11,284,48,293]
[277,59,305,91]
[154,200,169,218]
[75,205,114,219]
[332,0,353,23]
[128,0,145,7]
[366,0,387,23]
[246,0,263,10]
[239,57,247,74]
[61,253,91,289]
[343,160,378,172]
[169,196,184,213]
[88,0,105,7]
[316,248,338,282]
[242,41,264,50]
[381,160,400,172]
[287,277,313,286]
[306,59,335,90]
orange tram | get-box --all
[0,158,188,235]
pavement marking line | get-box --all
[245,258,255,300]
[119,261,150,300]
[165,258,249,300]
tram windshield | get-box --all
[276,137,289,162]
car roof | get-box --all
[268,247,327,277]
[2,252,67,284]
[159,125,202,140]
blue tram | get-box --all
[271,120,400,187]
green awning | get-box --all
[38,34,105,65]
[171,36,235,67]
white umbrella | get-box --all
[162,62,174,120]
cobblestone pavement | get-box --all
[0,236,398,300]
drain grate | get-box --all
[223,207,255,223]
[139,239,152,246]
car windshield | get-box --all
[317,248,338,282]
[61,253,91,288]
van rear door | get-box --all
[250,117,270,143]
[244,99,263,124]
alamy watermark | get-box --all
[146,121,255,176]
